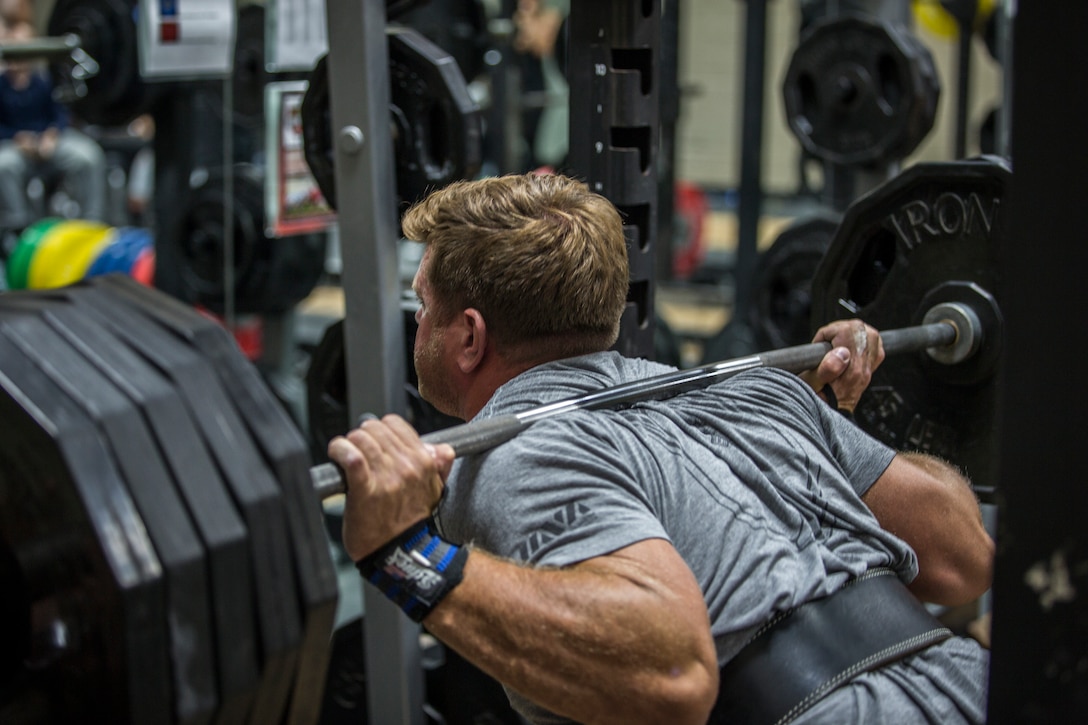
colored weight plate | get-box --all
[130,244,155,286]
[4,217,62,290]
[32,294,261,723]
[85,226,152,278]
[0,326,169,723]
[912,0,961,38]
[65,282,303,724]
[0,300,219,723]
[912,0,996,39]
[27,219,112,289]
[93,273,339,724]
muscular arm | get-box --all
[329,415,718,725]
[427,539,719,725]
[862,452,994,606]
[799,321,994,604]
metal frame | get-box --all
[989,1,1087,719]
[321,2,421,723]
[567,0,661,361]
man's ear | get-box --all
[456,308,488,374]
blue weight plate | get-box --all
[85,227,152,278]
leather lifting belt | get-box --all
[709,569,952,725]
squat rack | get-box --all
[319,0,1088,722]
[320,2,417,723]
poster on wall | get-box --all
[138,0,235,78]
[266,0,328,72]
[264,80,336,238]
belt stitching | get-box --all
[772,626,953,725]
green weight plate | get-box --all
[5,217,61,290]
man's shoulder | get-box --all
[486,351,665,412]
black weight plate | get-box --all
[29,295,261,722]
[48,0,157,126]
[92,273,339,725]
[305,318,350,466]
[397,0,491,83]
[318,616,369,724]
[301,54,337,210]
[810,156,1009,494]
[61,283,303,724]
[233,4,270,128]
[0,332,168,723]
[177,165,261,309]
[0,303,217,724]
[388,0,431,20]
[305,306,460,467]
[300,26,483,212]
[783,15,940,166]
[748,214,839,350]
[389,25,483,206]
[178,164,327,315]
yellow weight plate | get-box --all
[913,0,996,38]
[27,219,113,289]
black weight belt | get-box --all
[709,568,952,725]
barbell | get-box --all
[310,302,983,499]
[0,157,1007,723]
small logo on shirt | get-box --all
[514,501,596,560]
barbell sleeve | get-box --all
[0,34,81,61]
[311,318,961,499]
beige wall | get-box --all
[675,0,1004,193]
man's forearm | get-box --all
[421,540,719,725]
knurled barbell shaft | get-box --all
[310,318,961,500]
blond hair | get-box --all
[402,173,629,362]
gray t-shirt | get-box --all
[434,352,988,724]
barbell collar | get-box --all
[311,317,967,499]
[923,301,982,365]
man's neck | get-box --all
[459,355,551,421]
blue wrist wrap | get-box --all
[355,520,468,622]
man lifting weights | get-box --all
[329,172,993,724]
